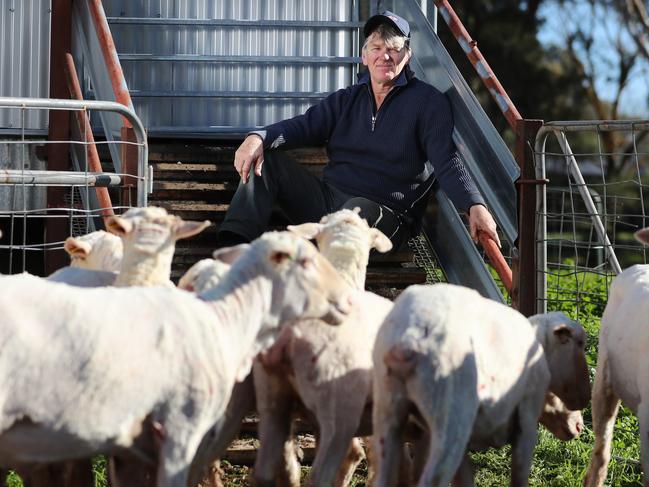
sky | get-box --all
[537,1,649,118]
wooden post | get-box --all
[45,0,73,274]
[513,119,543,316]
[120,126,139,207]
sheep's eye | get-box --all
[299,258,311,268]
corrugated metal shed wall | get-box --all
[99,0,360,136]
[0,0,51,131]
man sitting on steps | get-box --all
[218,10,500,251]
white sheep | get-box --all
[178,258,231,294]
[252,208,394,487]
[48,206,209,288]
[0,231,355,487]
[63,229,123,272]
[584,227,649,486]
[372,284,591,487]
[108,206,209,287]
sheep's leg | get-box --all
[157,440,192,487]
[189,375,256,487]
[334,438,365,487]
[277,438,301,487]
[584,352,620,487]
[414,363,478,487]
[253,364,297,487]
[308,396,366,486]
[408,427,430,485]
[451,454,474,487]
[509,400,542,487]
[157,412,208,487]
[372,377,410,487]
[637,401,649,487]
[307,425,357,487]
[637,396,649,487]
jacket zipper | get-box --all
[366,84,400,132]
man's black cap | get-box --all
[363,10,411,38]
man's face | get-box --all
[361,32,411,87]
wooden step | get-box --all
[145,139,432,300]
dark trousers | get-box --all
[218,151,412,250]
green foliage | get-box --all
[436,0,590,142]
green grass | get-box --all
[466,267,642,486]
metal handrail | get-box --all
[87,0,136,123]
[0,97,148,207]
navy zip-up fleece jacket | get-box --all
[260,65,485,223]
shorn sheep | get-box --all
[49,206,209,288]
[63,229,123,272]
[178,257,232,294]
[252,208,394,487]
[584,227,649,486]
[372,283,591,487]
[0,231,354,487]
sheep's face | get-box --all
[253,232,354,327]
[288,208,392,255]
[107,206,210,255]
[538,312,591,411]
[539,391,584,441]
[65,230,123,271]
[178,258,231,293]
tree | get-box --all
[434,0,647,177]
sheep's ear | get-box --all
[370,228,393,253]
[635,228,649,245]
[212,244,249,264]
[553,323,573,344]
[173,219,211,241]
[286,222,323,240]
[106,215,133,237]
[64,237,91,258]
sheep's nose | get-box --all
[575,421,583,434]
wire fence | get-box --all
[0,97,148,275]
[535,120,649,318]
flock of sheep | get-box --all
[0,205,646,487]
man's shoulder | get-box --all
[406,76,445,99]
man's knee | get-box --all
[341,197,382,226]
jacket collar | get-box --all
[357,64,415,87]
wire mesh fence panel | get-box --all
[535,120,649,319]
[0,97,148,276]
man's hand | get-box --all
[234,135,264,183]
[468,204,501,248]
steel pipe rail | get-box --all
[0,96,148,207]
[0,169,122,187]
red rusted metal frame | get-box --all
[432,0,522,131]
[45,0,73,274]
[478,231,513,293]
[432,1,546,310]
[64,53,115,223]
[513,119,543,316]
[87,0,138,205]
[87,0,135,124]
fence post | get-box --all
[120,126,139,207]
[45,0,73,274]
[513,119,543,316]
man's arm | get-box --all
[232,88,350,182]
